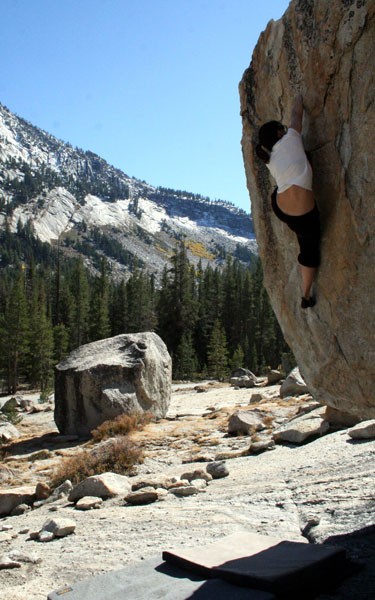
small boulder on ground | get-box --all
[42,518,76,537]
[0,422,20,443]
[180,469,212,483]
[250,393,263,404]
[266,370,283,385]
[348,420,375,440]
[68,473,131,502]
[206,461,229,479]
[0,486,36,518]
[125,488,159,505]
[249,438,276,454]
[75,496,103,510]
[228,410,265,435]
[273,407,329,444]
[280,367,309,398]
[170,485,199,497]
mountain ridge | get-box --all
[0,103,255,279]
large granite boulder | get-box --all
[55,332,172,436]
[239,0,375,419]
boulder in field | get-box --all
[54,332,172,436]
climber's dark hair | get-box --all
[255,121,285,164]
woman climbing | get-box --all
[255,95,320,309]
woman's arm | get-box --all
[290,95,303,133]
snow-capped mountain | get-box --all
[0,102,255,278]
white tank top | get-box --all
[266,128,312,193]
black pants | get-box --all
[271,189,321,268]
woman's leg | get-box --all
[300,265,316,299]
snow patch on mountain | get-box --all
[0,102,257,275]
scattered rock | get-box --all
[249,393,263,404]
[280,368,309,398]
[170,485,199,497]
[348,420,375,440]
[249,438,276,454]
[155,488,168,500]
[0,486,36,518]
[228,410,265,435]
[75,496,103,510]
[68,472,131,502]
[38,530,55,543]
[273,407,329,444]
[166,480,190,490]
[41,518,76,538]
[0,556,21,569]
[0,422,20,443]
[131,476,183,491]
[47,480,73,503]
[325,406,361,428]
[206,461,229,479]
[35,482,51,501]
[0,524,13,531]
[54,332,172,436]
[180,469,212,483]
[18,397,34,411]
[125,488,159,505]
[266,370,283,385]
[10,503,30,516]
[190,478,207,490]
[8,550,42,564]
[230,376,255,388]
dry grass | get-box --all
[91,412,152,442]
[50,436,143,488]
[262,414,274,427]
[49,412,154,488]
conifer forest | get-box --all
[0,223,290,394]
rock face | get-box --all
[55,332,172,436]
[239,0,375,419]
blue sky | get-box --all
[1,0,290,212]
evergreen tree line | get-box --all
[0,235,291,394]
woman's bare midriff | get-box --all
[277,185,315,216]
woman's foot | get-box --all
[301,296,316,309]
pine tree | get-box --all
[0,269,29,393]
[174,332,197,380]
[53,323,69,363]
[230,344,245,371]
[70,258,90,347]
[110,279,128,336]
[156,242,198,363]
[26,286,54,391]
[89,258,111,341]
[126,268,157,333]
[207,319,228,380]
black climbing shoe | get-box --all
[301,296,316,309]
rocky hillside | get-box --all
[239,0,375,419]
[0,103,255,279]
